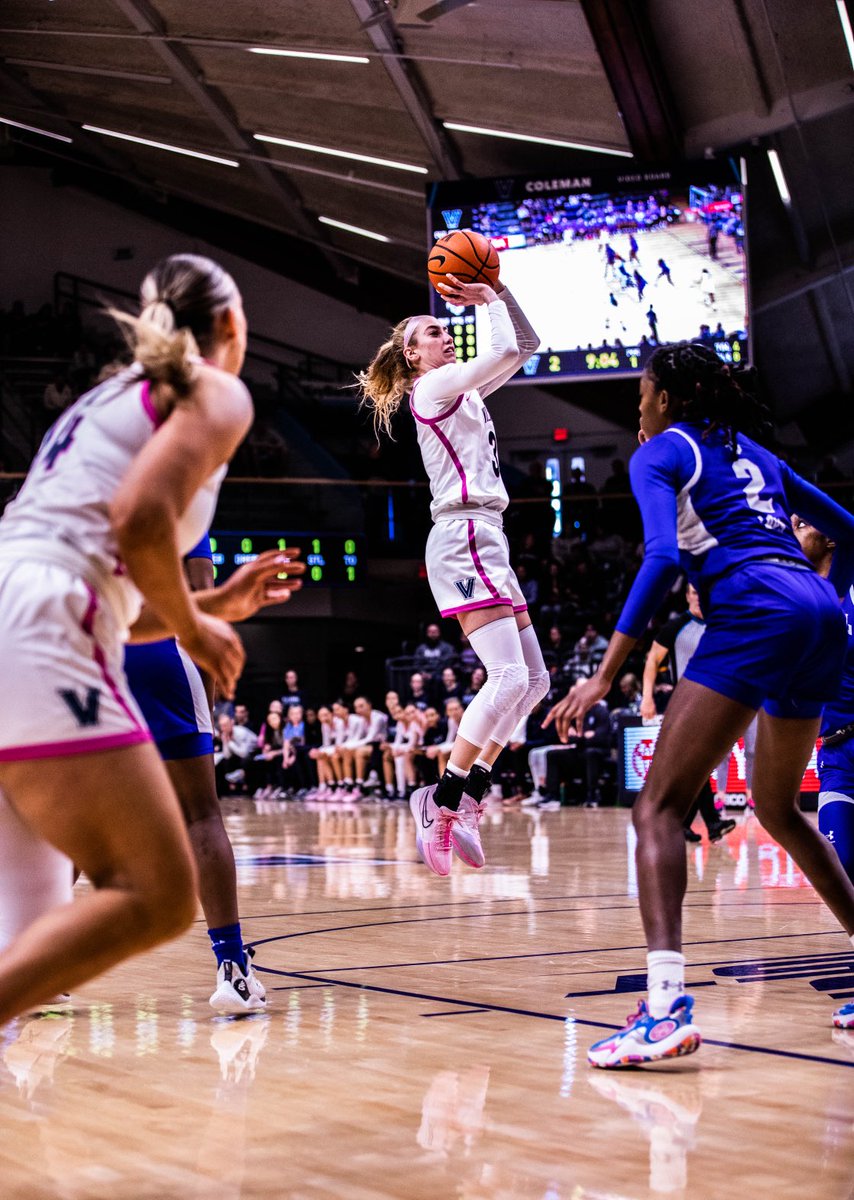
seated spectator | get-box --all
[254,709,288,798]
[348,696,389,798]
[43,372,72,415]
[615,673,643,714]
[546,694,612,807]
[458,633,480,677]
[308,706,337,799]
[234,703,253,728]
[407,671,431,710]
[543,625,565,667]
[436,665,463,706]
[382,703,421,799]
[304,707,322,749]
[413,622,457,681]
[341,670,361,704]
[462,665,486,706]
[423,697,463,778]
[214,713,259,795]
[515,563,539,611]
[283,703,312,792]
[280,669,303,710]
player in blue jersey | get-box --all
[546,341,854,1065]
[790,514,854,1030]
[124,534,303,1013]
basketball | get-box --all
[427,229,500,293]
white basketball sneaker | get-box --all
[209,957,266,1015]
[409,784,459,876]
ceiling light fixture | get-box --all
[766,148,791,206]
[82,125,239,167]
[254,132,427,174]
[248,47,370,64]
[443,121,633,158]
[318,216,390,242]
[0,115,72,143]
[837,1,854,69]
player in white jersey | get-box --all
[0,253,291,1022]
[359,270,550,876]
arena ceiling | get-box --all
[1,0,853,440]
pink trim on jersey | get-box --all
[0,729,152,763]
[467,520,500,600]
[409,386,465,425]
[432,422,468,503]
[82,584,145,732]
[512,603,529,613]
[140,379,165,429]
[440,597,513,617]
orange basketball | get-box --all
[427,229,500,294]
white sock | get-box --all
[647,950,685,1018]
[473,757,492,774]
[447,761,467,778]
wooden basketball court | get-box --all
[0,802,851,1198]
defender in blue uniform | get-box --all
[124,535,264,1015]
[547,342,854,1064]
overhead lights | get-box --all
[837,1,854,69]
[443,121,634,158]
[82,125,239,167]
[318,216,390,243]
[254,132,427,174]
[249,47,370,64]
[767,148,791,206]
[0,115,72,143]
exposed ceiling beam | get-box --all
[578,0,682,163]
[107,0,353,281]
[347,0,462,178]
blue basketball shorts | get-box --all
[124,638,213,760]
[684,563,846,719]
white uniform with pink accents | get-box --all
[410,290,538,618]
[0,365,227,762]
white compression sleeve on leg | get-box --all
[0,789,73,950]
[487,623,551,748]
[455,617,528,751]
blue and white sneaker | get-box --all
[588,996,701,1069]
[832,1001,854,1030]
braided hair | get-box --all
[645,341,773,450]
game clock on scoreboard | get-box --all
[209,532,362,587]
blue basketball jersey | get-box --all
[820,582,854,737]
[618,422,854,638]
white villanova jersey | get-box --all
[0,364,225,629]
[410,382,509,522]
[406,290,539,524]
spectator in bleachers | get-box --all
[254,709,288,798]
[416,706,447,785]
[43,372,72,414]
[515,563,539,611]
[383,702,421,799]
[437,666,464,706]
[214,713,259,795]
[462,666,486,706]
[413,622,457,681]
[616,673,643,714]
[407,671,431,710]
[309,704,346,799]
[344,696,389,799]
[341,670,361,705]
[234,704,253,728]
[281,669,303,710]
[457,633,480,677]
[423,697,463,779]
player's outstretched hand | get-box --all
[436,274,498,307]
[543,675,610,742]
[214,549,304,622]
[182,613,246,700]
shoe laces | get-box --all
[625,999,649,1027]
[435,805,461,847]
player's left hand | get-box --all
[543,674,610,742]
[214,549,304,622]
[437,274,498,307]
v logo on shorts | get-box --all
[58,686,101,727]
[454,577,476,600]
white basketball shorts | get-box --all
[425,517,527,619]
[0,559,152,762]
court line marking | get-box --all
[254,967,854,1071]
[421,1009,491,1018]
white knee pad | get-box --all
[525,669,551,711]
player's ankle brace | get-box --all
[435,769,467,811]
[464,763,492,802]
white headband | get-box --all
[403,315,431,349]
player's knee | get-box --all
[492,663,529,714]
[528,669,551,710]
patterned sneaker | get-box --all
[832,1001,854,1029]
[451,794,487,868]
[209,959,266,1015]
[409,785,458,877]
[243,945,266,1004]
[588,996,701,1069]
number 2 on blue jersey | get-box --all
[732,456,775,515]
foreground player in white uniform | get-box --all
[359,271,549,875]
[0,253,282,1021]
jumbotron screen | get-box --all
[427,161,749,384]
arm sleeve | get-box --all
[410,298,519,417]
[781,464,854,549]
[479,287,540,399]
[614,439,689,639]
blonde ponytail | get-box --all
[109,300,200,396]
[357,317,416,438]
[107,253,238,397]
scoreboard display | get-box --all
[209,531,362,587]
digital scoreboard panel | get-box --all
[427,160,749,384]
[209,532,362,587]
